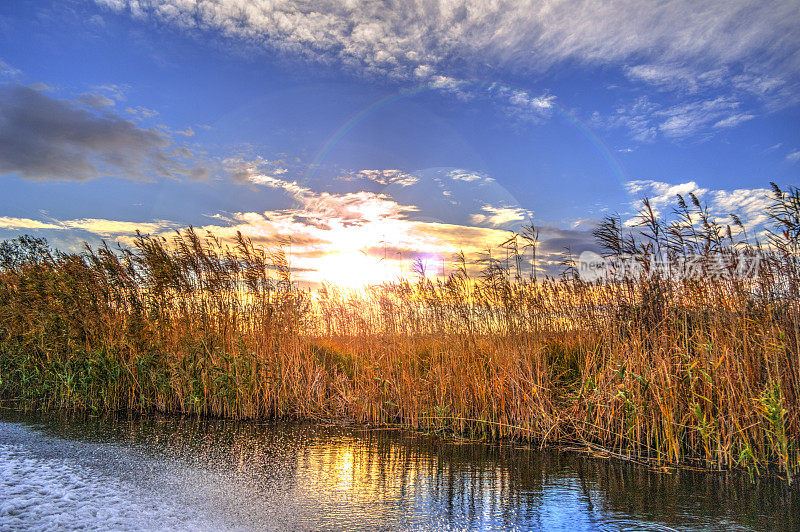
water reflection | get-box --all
[0,411,796,531]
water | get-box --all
[0,411,796,531]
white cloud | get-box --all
[0,216,174,236]
[732,73,795,109]
[708,188,774,228]
[610,96,755,140]
[95,1,800,86]
[608,97,660,142]
[657,97,743,137]
[61,218,176,237]
[489,85,556,121]
[354,169,419,187]
[248,173,307,195]
[626,180,708,215]
[623,65,793,113]
[625,64,728,93]
[429,75,463,90]
[786,149,800,163]
[95,1,800,138]
[223,156,298,187]
[0,217,61,231]
[713,113,755,128]
[625,179,774,232]
[470,205,530,228]
[447,170,485,182]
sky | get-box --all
[0,0,798,286]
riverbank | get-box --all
[1,284,797,480]
[1,324,796,481]
[1,188,798,479]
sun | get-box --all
[309,251,400,289]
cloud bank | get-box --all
[0,84,206,181]
[95,1,800,85]
[92,1,800,142]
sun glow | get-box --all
[307,251,401,288]
[186,167,534,289]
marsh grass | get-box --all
[0,185,798,478]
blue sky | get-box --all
[0,0,798,283]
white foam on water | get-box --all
[0,439,217,531]
[0,422,303,531]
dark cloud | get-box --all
[538,237,602,255]
[0,84,205,181]
[76,92,116,109]
[536,226,602,255]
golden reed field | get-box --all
[1,184,798,479]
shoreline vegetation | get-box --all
[1,184,798,480]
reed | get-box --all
[0,184,798,478]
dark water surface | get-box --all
[0,410,796,531]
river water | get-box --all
[0,410,796,531]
